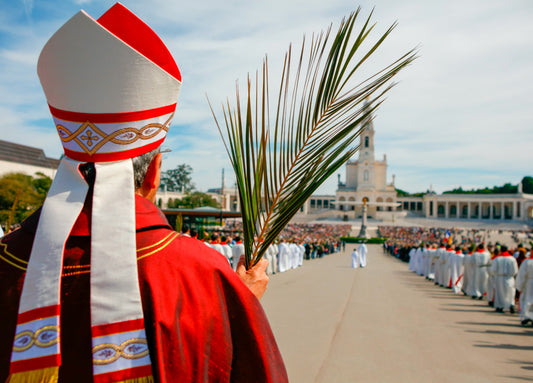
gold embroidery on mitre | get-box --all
[56,113,173,156]
[92,338,150,365]
[81,130,99,146]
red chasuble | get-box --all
[0,195,287,382]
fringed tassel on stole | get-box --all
[116,376,154,383]
[5,367,59,383]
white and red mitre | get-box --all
[38,3,181,161]
[8,4,180,383]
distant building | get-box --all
[0,140,59,178]
[296,105,533,223]
[399,188,533,222]
[298,102,399,220]
[335,107,398,219]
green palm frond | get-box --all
[209,8,417,269]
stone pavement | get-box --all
[261,245,533,383]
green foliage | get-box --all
[443,183,518,194]
[395,188,410,197]
[160,164,195,192]
[0,172,52,229]
[33,172,53,198]
[395,188,429,197]
[169,192,221,209]
[210,9,416,268]
[522,176,533,194]
[341,236,386,244]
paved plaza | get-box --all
[262,245,533,383]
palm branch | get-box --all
[209,8,417,269]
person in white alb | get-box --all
[490,245,518,313]
[277,239,290,273]
[442,245,455,288]
[462,247,474,296]
[351,248,359,269]
[358,241,368,268]
[415,246,424,275]
[434,244,446,286]
[517,253,533,326]
[289,242,299,269]
[421,245,429,277]
[298,242,305,267]
[486,247,499,306]
[426,244,437,281]
[263,242,274,275]
[449,246,465,294]
[220,235,233,265]
[231,236,245,271]
[472,243,491,300]
[408,247,417,272]
[270,242,279,274]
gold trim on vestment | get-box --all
[137,232,178,261]
[0,231,178,271]
[136,232,176,252]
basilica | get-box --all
[298,111,533,223]
[334,110,397,219]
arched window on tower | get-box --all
[364,136,369,148]
[364,170,369,181]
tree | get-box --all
[33,172,53,199]
[522,176,533,194]
[160,164,194,192]
[170,192,221,209]
[0,172,52,230]
[395,188,410,197]
[443,182,518,194]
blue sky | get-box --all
[1,0,532,194]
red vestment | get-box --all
[0,195,287,382]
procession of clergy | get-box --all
[194,222,349,274]
[403,240,533,327]
[204,235,307,274]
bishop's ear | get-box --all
[140,153,163,202]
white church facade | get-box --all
[298,112,533,223]
[335,111,398,219]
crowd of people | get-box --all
[380,226,533,327]
[179,223,351,275]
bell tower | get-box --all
[358,104,375,162]
[357,100,375,189]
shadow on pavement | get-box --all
[457,321,523,328]
[442,303,489,308]
[475,343,533,351]
[427,295,468,300]
[500,361,533,382]
[440,308,499,314]
[465,329,533,337]
[498,375,533,382]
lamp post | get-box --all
[358,198,369,238]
